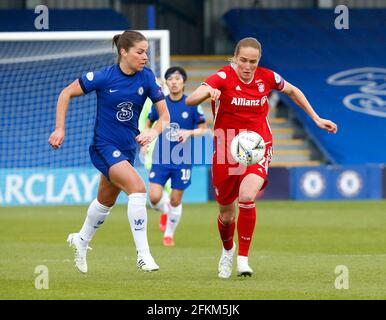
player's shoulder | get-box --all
[100,64,117,75]
[255,66,275,78]
[141,66,156,77]
[141,66,160,85]
[85,64,113,78]
[215,65,234,78]
[205,65,235,85]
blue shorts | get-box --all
[149,164,192,190]
[89,143,136,179]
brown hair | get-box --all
[230,37,262,63]
[112,30,147,63]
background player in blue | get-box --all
[48,30,170,273]
[145,66,207,246]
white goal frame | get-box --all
[0,30,170,78]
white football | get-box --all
[230,131,266,166]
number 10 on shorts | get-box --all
[181,169,191,181]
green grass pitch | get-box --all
[1,200,386,300]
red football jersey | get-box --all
[204,64,285,165]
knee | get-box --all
[219,213,234,225]
[99,199,115,207]
[149,193,162,206]
[130,183,146,195]
[219,208,235,225]
[238,193,256,203]
[170,196,181,207]
[97,192,117,207]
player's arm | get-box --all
[145,119,155,130]
[139,119,156,154]
[136,99,170,146]
[185,84,221,106]
[281,81,338,134]
[178,122,209,143]
[48,79,84,149]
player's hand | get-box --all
[315,118,338,134]
[177,129,192,143]
[209,87,221,101]
[48,128,65,149]
[136,128,158,146]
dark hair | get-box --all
[112,30,147,63]
[164,66,187,82]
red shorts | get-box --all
[212,146,272,206]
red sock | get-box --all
[217,215,235,251]
[237,201,256,256]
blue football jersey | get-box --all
[148,95,206,167]
[79,64,164,151]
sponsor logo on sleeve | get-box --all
[112,150,121,158]
[86,72,94,81]
[217,71,226,79]
[274,72,282,84]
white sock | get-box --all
[164,204,182,238]
[150,190,170,214]
[127,193,150,256]
[78,198,111,245]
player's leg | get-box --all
[213,165,239,278]
[148,182,164,205]
[236,173,265,277]
[67,174,120,273]
[163,188,184,246]
[160,179,172,232]
[218,202,237,249]
[79,174,120,242]
[217,202,237,279]
[148,164,172,231]
[162,167,192,246]
[149,182,170,232]
[109,160,159,272]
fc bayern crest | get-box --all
[258,83,265,93]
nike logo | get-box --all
[109,89,118,93]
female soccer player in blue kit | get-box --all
[48,30,170,273]
[144,67,207,246]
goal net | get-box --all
[0,30,170,169]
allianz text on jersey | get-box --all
[230,96,268,106]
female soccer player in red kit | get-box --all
[186,37,337,279]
